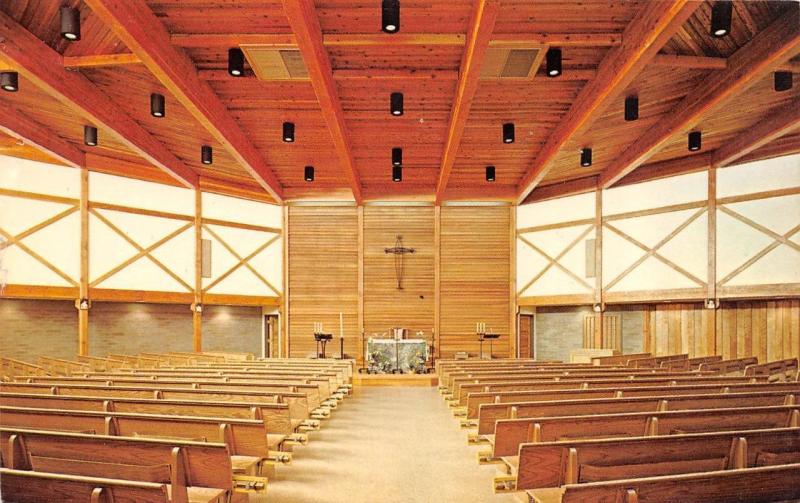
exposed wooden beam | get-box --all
[651,53,800,72]
[712,97,800,168]
[63,53,141,68]
[517,1,699,202]
[0,11,198,188]
[434,0,500,204]
[524,176,599,204]
[281,0,362,203]
[0,106,85,169]
[83,0,283,202]
[600,7,800,188]
[171,32,620,48]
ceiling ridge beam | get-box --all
[84,0,283,202]
[0,106,85,169]
[281,0,362,204]
[652,53,800,72]
[434,0,500,205]
[0,11,198,188]
[600,4,800,188]
[711,97,800,168]
[63,53,141,68]
[517,0,699,202]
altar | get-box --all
[366,338,428,374]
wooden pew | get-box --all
[37,356,90,376]
[465,381,800,420]
[535,463,800,503]
[0,392,303,452]
[491,404,800,457]
[0,468,172,503]
[0,428,245,502]
[660,355,722,371]
[0,406,271,476]
[625,354,688,369]
[0,383,314,433]
[454,375,765,408]
[475,390,800,435]
[512,427,800,494]
[1,358,51,381]
[699,356,759,374]
[590,353,651,366]
[745,358,799,381]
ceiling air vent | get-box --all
[480,46,546,79]
[240,46,309,80]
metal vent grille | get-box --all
[481,46,546,79]
[241,46,309,81]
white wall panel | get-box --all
[0,155,79,198]
[604,171,707,215]
[202,192,281,228]
[517,192,594,228]
[717,154,800,198]
[90,172,193,215]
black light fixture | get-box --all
[304,166,315,182]
[150,93,165,118]
[502,123,515,144]
[580,148,592,167]
[546,48,562,77]
[392,147,402,166]
[201,145,213,165]
[485,165,496,182]
[382,0,400,33]
[775,71,793,92]
[688,131,702,152]
[390,92,404,116]
[0,72,18,92]
[60,7,81,41]
[624,95,639,121]
[228,48,245,77]
[710,1,733,38]
[84,125,98,147]
[392,165,402,182]
[283,122,295,142]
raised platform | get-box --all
[353,373,438,387]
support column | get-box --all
[509,205,517,357]
[357,205,364,366]
[434,205,441,359]
[706,167,718,355]
[78,167,89,356]
[593,189,604,349]
[282,205,290,358]
[193,189,202,352]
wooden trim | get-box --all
[435,0,500,204]
[79,167,89,356]
[281,0,362,203]
[517,1,699,201]
[603,200,707,221]
[62,53,141,68]
[717,284,800,299]
[517,294,594,306]
[357,205,364,365]
[0,11,198,188]
[0,284,78,300]
[600,6,800,187]
[651,54,727,70]
[509,205,517,357]
[201,218,281,234]
[434,205,441,359]
[603,288,706,304]
[0,188,79,206]
[517,218,596,234]
[716,186,800,206]
[88,288,194,304]
[89,202,194,222]
[83,0,282,201]
[712,97,800,168]
[203,293,281,307]
[0,106,85,169]
[523,177,599,204]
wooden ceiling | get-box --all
[0,0,798,205]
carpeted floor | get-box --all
[258,386,520,503]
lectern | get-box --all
[314,332,333,359]
[479,333,500,359]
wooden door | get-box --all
[518,314,534,358]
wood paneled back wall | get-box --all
[286,205,514,361]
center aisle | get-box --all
[260,386,519,503]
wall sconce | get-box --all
[705,299,717,309]
[76,298,90,310]
[192,303,203,314]
[593,303,603,313]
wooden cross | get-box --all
[384,235,415,289]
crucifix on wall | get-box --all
[384,235,415,289]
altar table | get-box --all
[366,338,428,373]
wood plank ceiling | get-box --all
[0,0,798,205]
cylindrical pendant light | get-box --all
[485,166,496,182]
[710,2,732,38]
[392,165,402,182]
[150,93,165,118]
[775,72,793,92]
[60,7,81,41]
[580,148,592,167]
[304,166,315,182]
[283,122,295,142]
[688,131,702,152]
[201,145,213,165]
[0,72,18,92]
[390,92,404,116]
[502,123,515,144]
[84,125,98,146]
[382,0,400,33]
[392,147,402,167]
[546,48,562,77]
[228,48,245,77]
[624,95,639,121]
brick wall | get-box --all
[202,305,262,355]
[535,307,589,362]
[88,302,194,356]
[0,299,78,361]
